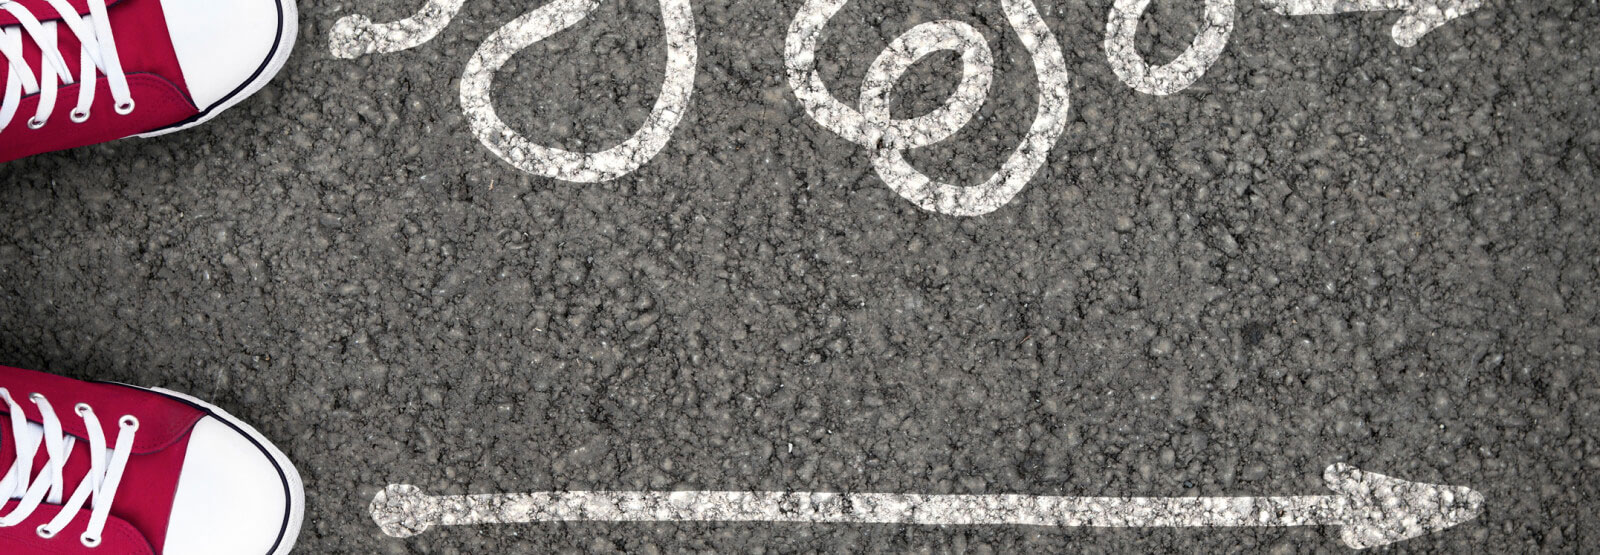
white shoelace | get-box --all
[0,388,137,548]
[0,0,133,133]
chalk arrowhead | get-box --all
[1391,0,1482,47]
[1323,463,1484,549]
[371,484,436,538]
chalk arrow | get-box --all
[1260,0,1483,47]
[370,463,1483,549]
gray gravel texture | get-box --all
[3,0,1597,552]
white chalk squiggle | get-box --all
[1261,0,1483,48]
[785,0,1071,217]
[329,0,698,183]
[448,0,697,183]
[459,0,697,183]
[329,0,469,59]
[1103,0,1235,96]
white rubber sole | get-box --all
[147,386,307,555]
[137,0,300,138]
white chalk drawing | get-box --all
[332,0,697,183]
[1104,0,1235,96]
[1106,0,1482,95]
[328,1,1484,207]
[460,0,697,182]
[1261,0,1484,48]
[370,463,1484,549]
[784,0,1071,216]
[329,0,467,59]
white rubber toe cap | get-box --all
[159,0,291,109]
[163,417,298,555]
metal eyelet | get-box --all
[27,117,46,130]
[119,414,139,430]
[71,108,90,123]
[29,392,45,402]
[114,100,136,115]
[81,533,102,548]
[76,402,94,416]
[36,524,56,539]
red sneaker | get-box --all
[0,365,304,554]
[0,0,298,163]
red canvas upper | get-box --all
[0,365,203,553]
[0,0,196,163]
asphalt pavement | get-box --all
[2,0,1596,552]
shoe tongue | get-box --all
[0,0,129,26]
